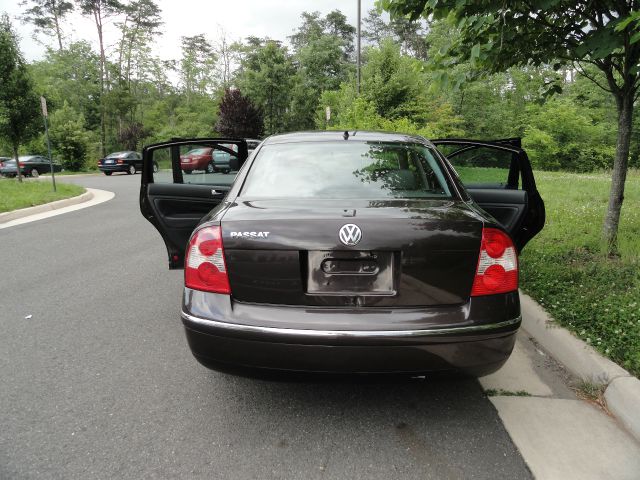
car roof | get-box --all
[18,155,38,160]
[262,130,432,146]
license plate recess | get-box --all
[306,251,395,296]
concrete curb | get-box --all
[520,291,640,442]
[0,188,114,229]
[0,189,93,223]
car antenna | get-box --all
[343,131,349,140]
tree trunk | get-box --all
[52,0,63,51]
[603,91,634,254]
[12,144,22,183]
[93,8,107,157]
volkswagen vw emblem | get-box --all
[339,224,362,246]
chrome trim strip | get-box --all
[180,311,521,339]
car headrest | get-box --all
[384,169,417,190]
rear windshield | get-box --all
[186,148,210,155]
[106,152,127,158]
[241,141,452,199]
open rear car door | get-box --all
[432,138,545,251]
[140,138,248,269]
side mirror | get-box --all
[229,156,240,172]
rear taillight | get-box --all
[185,226,230,294]
[470,228,518,296]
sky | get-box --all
[0,0,379,62]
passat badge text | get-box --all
[230,231,270,239]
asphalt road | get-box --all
[0,173,532,479]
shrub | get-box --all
[523,98,615,172]
[48,101,90,171]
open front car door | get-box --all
[140,138,249,269]
[432,138,545,251]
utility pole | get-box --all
[356,0,361,95]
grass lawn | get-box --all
[458,166,640,377]
[0,178,85,213]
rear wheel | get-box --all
[206,162,215,174]
[222,168,230,174]
[127,164,136,175]
[104,171,112,176]
[153,161,159,173]
[183,169,192,175]
[30,168,39,178]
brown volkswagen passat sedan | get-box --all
[140,132,544,377]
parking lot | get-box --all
[0,174,533,479]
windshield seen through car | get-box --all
[241,141,452,199]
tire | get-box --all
[153,162,159,173]
[183,170,192,175]
[127,164,136,175]
[104,171,112,176]
[205,162,215,174]
[222,168,230,174]
[30,168,39,178]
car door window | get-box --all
[141,139,248,268]
[436,144,519,189]
[433,139,544,251]
[150,142,240,186]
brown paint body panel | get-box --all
[182,289,520,376]
[221,198,485,307]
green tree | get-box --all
[29,41,101,131]
[0,14,41,183]
[318,41,463,137]
[180,35,217,100]
[20,0,74,51]
[237,40,295,135]
[363,9,429,59]
[523,98,615,171]
[77,0,125,155]
[361,40,424,119]
[382,0,640,253]
[49,101,90,170]
[116,0,162,87]
[287,11,355,129]
[322,10,356,59]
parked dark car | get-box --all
[0,155,62,177]
[98,151,153,175]
[140,132,545,377]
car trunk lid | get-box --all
[221,198,483,307]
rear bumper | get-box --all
[180,162,207,171]
[99,165,128,172]
[181,290,521,376]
